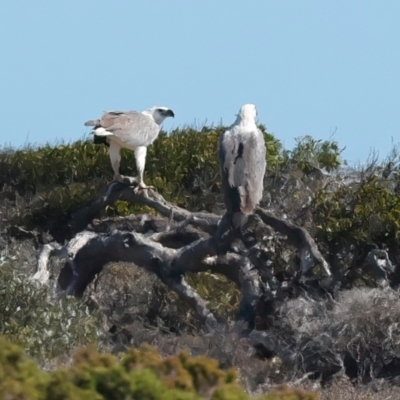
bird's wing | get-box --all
[219,129,245,214]
[219,127,266,214]
[220,129,244,187]
[98,111,160,148]
[249,127,267,204]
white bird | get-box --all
[84,107,174,188]
[219,104,266,229]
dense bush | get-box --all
[283,135,342,173]
[310,165,400,286]
[314,174,400,247]
[275,287,400,383]
[0,254,106,362]
[0,337,316,400]
[0,126,338,234]
[3,126,400,397]
[0,127,280,220]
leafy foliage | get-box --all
[263,386,316,400]
[5,126,400,396]
[186,272,240,321]
[0,338,316,399]
[284,135,343,173]
[0,259,105,361]
[0,126,283,232]
[314,174,400,246]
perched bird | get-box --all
[219,104,266,229]
[85,107,174,189]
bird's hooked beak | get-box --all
[165,109,175,118]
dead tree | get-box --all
[36,181,331,328]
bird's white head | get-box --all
[142,106,175,125]
[236,104,258,122]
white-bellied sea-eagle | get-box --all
[219,104,266,229]
[85,107,174,188]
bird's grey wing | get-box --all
[84,110,132,128]
[219,127,267,215]
[97,111,134,131]
[244,128,266,205]
[219,130,245,214]
[99,111,160,147]
[220,132,244,186]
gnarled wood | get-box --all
[36,181,331,326]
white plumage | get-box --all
[85,107,174,188]
[219,104,267,229]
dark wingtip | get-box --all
[93,135,109,146]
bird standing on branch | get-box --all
[219,104,266,229]
[85,107,174,189]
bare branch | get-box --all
[33,231,99,284]
[33,242,67,283]
[256,207,331,276]
[36,182,332,326]
[163,276,218,328]
[68,182,220,235]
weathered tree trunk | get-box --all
[36,182,331,327]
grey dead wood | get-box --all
[68,181,220,236]
[256,207,331,277]
[36,181,331,326]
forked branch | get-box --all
[36,181,331,326]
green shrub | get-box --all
[186,272,240,322]
[1,127,345,232]
[284,135,343,173]
[0,338,317,399]
[0,261,105,361]
[0,338,48,400]
[0,126,283,229]
[314,175,400,247]
[262,385,317,400]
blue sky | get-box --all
[1,1,399,164]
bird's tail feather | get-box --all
[84,119,100,127]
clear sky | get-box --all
[1,1,399,164]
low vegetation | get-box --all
[1,125,400,398]
[0,337,316,400]
[0,257,105,362]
